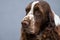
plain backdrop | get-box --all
[0,0,60,40]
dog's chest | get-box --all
[36,28,60,40]
[26,28,60,40]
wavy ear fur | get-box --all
[40,10,55,32]
[40,11,60,40]
[48,10,55,28]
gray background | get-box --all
[0,0,60,40]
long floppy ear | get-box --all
[40,10,55,31]
[48,10,55,28]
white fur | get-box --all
[22,1,39,20]
[52,10,60,26]
[22,1,39,31]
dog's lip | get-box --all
[25,29,37,34]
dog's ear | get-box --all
[48,10,55,27]
[40,10,55,31]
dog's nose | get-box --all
[21,20,29,28]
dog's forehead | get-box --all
[27,1,39,8]
[26,1,39,10]
[27,1,39,15]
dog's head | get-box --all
[21,1,55,35]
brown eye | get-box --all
[26,8,30,15]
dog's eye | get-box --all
[25,8,30,15]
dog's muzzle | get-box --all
[21,20,30,28]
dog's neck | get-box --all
[26,33,37,40]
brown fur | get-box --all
[21,1,60,40]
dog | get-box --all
[21,0,60,40]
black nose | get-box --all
[21,20,29,28]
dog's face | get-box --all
[21,1,51,34]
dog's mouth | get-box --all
[23,28,35,34]
[22,27,37,35]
